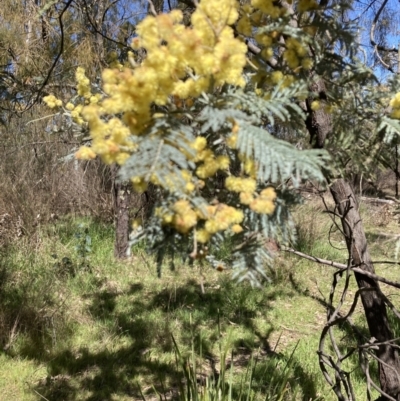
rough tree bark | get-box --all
[330,179,400,400]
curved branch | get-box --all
[28,0,74,110]
[81,0,131,51]
[369,0,396,72]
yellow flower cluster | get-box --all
[202,203,244,235]
[131,176,148,193]
[191,137,207,153]
[225,176,256,193]
[43,94,62,108]
[149,169,197,194]
[390,93,400,119]
[70,104,84,125]
[196,151,230,179]
[239,154,257,177]
[190,140,228,181]
[188,136,230,179]
[75,0,247,168]
[253,32,274,60]
[76,67,92,99]
[236,13,252,36]
[310,100,337,115]
[157,200,244,241]
[239,187,276,215]
[226,120,240,148]
[311,100,321,111]
[172,200,198,234]
[81,106,135,164]
[283,37,312,70]
[106,50,123,70]
[249,187,277,214]
[251,0,285,19]
[252,68,298,97]
[75,146,96,160]
[101,1,245,129]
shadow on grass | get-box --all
[9,274,324,401]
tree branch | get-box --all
[286,248,400,289]
[369,0,396,72]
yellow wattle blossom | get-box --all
[311,100,321,111]
[249,187,276,214]
[75,146,96,160]
[240,191,254,205]
[391,109,400,119]
[65,102,75,111]
[217,155,230,169]
[286,37,307,57]
[172,200,198,233]
[283,49,300,69]
[196,151,229,179]
[196,160,220,179]
[390,93,400,119]
[204,203,244,234]
[191,137,207,152]
[251,0,284,18]
[237,15,252,36]
[225,176,257,193]
[76,67,92,99]
[231,224,243,233]
[301,57,313,70]
[260,187,276,201]
[197,228,211,243]
[389,93,400,108]
[43,94,62,108]
[197,0,239,27]
[250,198,275,214]
[255,33,273,47]
[261,48,274,60]
[195,148,214,162]
[227,133,238,148]
[131,176,148,193]
[270,71,284,84]
[282,37,311,70]
[73,0,248,166]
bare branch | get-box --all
[146,0,158,16]
[286,248,400,289]
[369,0,396,73]
[29,0,74,110]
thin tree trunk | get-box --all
[395,145,399,198]
[330,179,400,400]
[111,165,130,259]
[304,70,400,398]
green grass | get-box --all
[0,197,399,401]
